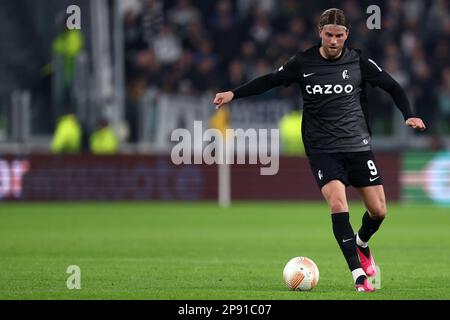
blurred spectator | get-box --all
[210,0,242,71]
[411,43,437,133]
[51,109,82,154]
[183,20,207,52]
[237,0,279,19]
[279,0,302,20]
[402,0,425,22]
[432,40,449,71]
[342,0,362,23]
[208,0,236,30]
[191,57,219,94]
[52,26,84,89]
[240,40,258,79]
[153,25,182,65]
[123,0,450,141]
[125,76,148,143]
[384,42,402,61]
[123,9,145,53]
[288,17,305,39]
[89,119,119,155]
[401,18,420,59]
[223,59,248,89]
[385,57,409,88]
[253,58,271,77]
[425,0,450,44]
[192,39,217,65]
[248,7,272,48]
[51,14,85,119]
[168,0,201,31]
[173,50,195,94]
[138,0,164,48]
[279,110,305,156]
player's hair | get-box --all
[318,8,350,31]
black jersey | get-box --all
[232,44,414,155]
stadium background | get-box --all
[0,0,449,300]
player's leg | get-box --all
[308,153,374,291]
[321,180,374,291]
[347,151,386,278]
[357,184,387,239]
[355,184,387,276]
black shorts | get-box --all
[307,151,383,190]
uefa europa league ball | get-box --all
[283,256,319,291]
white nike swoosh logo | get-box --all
[303,73,315,78]
[370,176,380,182]
[342,238,353,243]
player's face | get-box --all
[319,25,348,59]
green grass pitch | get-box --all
[0,202,449,300]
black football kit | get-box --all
[231,44,414,188]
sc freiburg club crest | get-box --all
[342,70,350,80]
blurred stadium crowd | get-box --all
[123,0,450,137]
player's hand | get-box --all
[405,118,426,131]
[214,91,234,109]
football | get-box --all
[283,256,320,291]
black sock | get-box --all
[331,212,362,272]
[358,211,384,243]
[355,275,367,285]
[357,243,371,259]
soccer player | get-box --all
[213,8,426,292]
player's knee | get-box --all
[369,203,387,219]
[330,200,348,213]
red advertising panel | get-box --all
[231,153,400,201]
[0,154,400,201]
